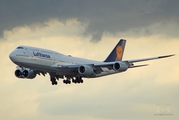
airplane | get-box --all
[9,39,174,85]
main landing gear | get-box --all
[72,76,83,84]
[63,76,83,84]
[50,76,84,85]
[50,77,58,85]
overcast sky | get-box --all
[0,1,179,120]
[1,0,179,41]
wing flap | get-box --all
[129,64,149,68]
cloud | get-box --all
[1,0,179,41]
[0,19,179,120]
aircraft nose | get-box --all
[9,51,16,61]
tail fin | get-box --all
[104,39,126,62]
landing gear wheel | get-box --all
[51,77,58,85]
[72,79,75,83]
[73,76,83,84]
[52,81,57,85]
[54,81,58,85]
[63,80,71,84]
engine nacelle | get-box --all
[23,69,36,79]
[78,65,94,76]
[113,62,128,71]
[15,69,25,78]
[15,68,36,79]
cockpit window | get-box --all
[17,47,24,49]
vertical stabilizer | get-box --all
[104,39,126,62]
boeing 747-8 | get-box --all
[9,39,174,85]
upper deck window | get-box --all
[17,47,24,49]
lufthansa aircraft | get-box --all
[9,39,174,85]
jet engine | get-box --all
[15,68,36,79]
[78,65,94,76]
[15,69,25,78]
[23,69,36,79]
[113,62,128,71]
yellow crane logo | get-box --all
[116,45,123,60]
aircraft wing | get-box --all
[51,54,175,78]
[52,54,175,70]
[53,62,115,71]
[51,62,118,76]
[124,54,175,68]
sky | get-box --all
[0,0,179,120]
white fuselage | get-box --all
[9,46,117,78]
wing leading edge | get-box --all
[124,54,175,68]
